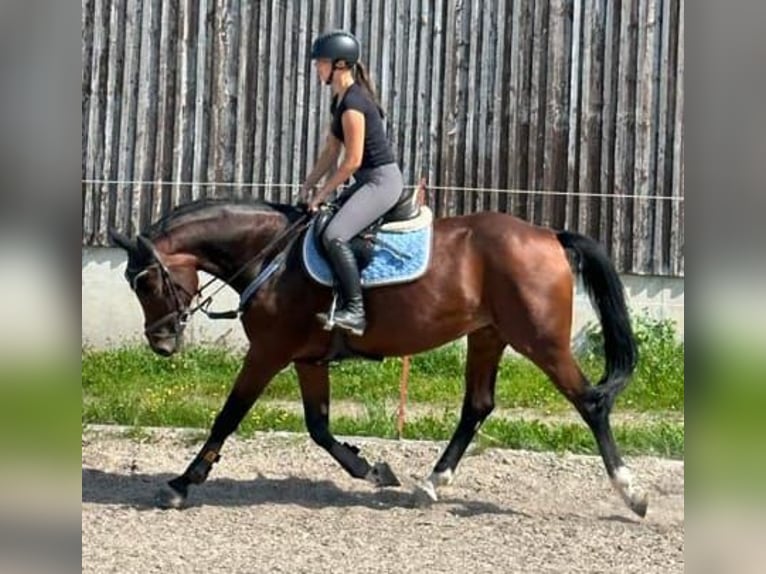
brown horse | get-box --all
[109,198,647,517]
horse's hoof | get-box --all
[629,493,649,518]
[366,462,401,487]
[412,479,438,507]
[155,482,187,509]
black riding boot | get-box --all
[317,238,367,336]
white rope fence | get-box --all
[82,179,685,203]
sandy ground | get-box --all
[82,428,684,573]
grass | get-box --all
[82,316,684,413]
[82,315,684,458]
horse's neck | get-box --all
[161,213,288,292]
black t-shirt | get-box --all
[330,83,396,170]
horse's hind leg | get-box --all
[295,361,400,487]
[416,326,506,502]
[523,342,648,517]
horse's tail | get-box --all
[557,231,638,408]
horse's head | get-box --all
[109,229,199,356]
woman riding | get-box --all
[299,30,404,337]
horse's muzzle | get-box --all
[146,329,182,356]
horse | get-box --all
[108,196,647,517]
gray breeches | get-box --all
[323,162,403,246]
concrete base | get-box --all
[82,247,684,350]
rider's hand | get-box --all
[298,183,316,205]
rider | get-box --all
[300,30,404,336]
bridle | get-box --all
[127,212,312,344]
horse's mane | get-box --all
[145,197,303,239]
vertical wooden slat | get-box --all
[463,0,481,201]
[428,0,444,194]
[82,0,96,242]
[209,0,239,198]
[115,0,142,235]
[172,0,198,206]
[390,0,406,167]
[528,0,550,223]
[438,0,457,215]
[489,0,506,211]
[152,0,178,220]
[99,0,127,244]
[509,0,533,218]
[89,0,112,244]
[566,0,583,230]
[599,0,619,254]
[413,0,431,186]
[632,0,659,274]
[613,0,638,271]
[654,0,678,274]
[290,1,310,196]
[235,0,257,197]
[453,0,469,212]
[263,1,283,195]
[577,0,606,239]
[542,0,570,229]
[279,0,296,202]
[252,0,270,192]
[191,0,212,200]
[670,0,684,276]
[476,0,494,209]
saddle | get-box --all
[312,184,425,270]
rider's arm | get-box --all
[314,110,365,202]
[303,127,342,191]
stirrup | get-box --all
[317,292,339,331]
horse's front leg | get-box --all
[156,345,288,508]
[295,361,400,487]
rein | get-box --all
[185,212,311,321]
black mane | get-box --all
[145,197,303,239]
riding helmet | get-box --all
[310,30,360,66]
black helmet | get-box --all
[310,30,360,66]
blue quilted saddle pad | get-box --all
[302,207,433,288]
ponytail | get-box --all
[355,61,384,117]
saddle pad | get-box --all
[302,217,433,288]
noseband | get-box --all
[127,259,197,343]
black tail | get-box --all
[557,231,638,408]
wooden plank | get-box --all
[390,0,406,167]
[290,1,310,197]
[453,0,468,213]
[400,1,419,183]
[279,0,295,202]
[509,0,533,218]
[489,0,507,211]
[235,0,257,197]
[528,0,550,223]
[437,0,456,215]
[632,0,659,273]
[612,0,638,272]
[476,0,494,209]
[82,0,95,242]
[115,0,143,235]
[566,0,583,231]
[427,0,444,195]
[99,0,128,244]
[172,0,198,205]
[263,0,283,195]
[252,0,270,192]
[191,0,212,200]
[653,0,679,273]
[134,0,162,232]
[85,0,109,243]
[414,0,431,187]
[542,0,570,229]
[463,0,481,203]
[599,0,619,254]
[152,0,179,221]
[671,0,684,276]
[577,0,606,239]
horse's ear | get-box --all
[136,235,156,261]
[108,228,136,253]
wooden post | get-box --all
[397,355,411,438]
